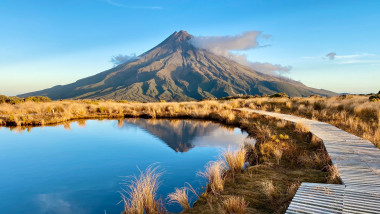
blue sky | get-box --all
[1,0,379,95]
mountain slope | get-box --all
[20,30,337,101]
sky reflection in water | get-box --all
[0,119,249,213]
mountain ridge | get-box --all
[19,30,338,101]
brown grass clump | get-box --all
[261,180,277,201]
[222,148,246,174]
[276,120,288,128]
[295,122,309,133]
[121,166,165,214]
[327,165,341,184]
[199,161,226,195]
[374,128,380,148]
[221,196,248,214]
[258,135,295,165]
[286,182,300,199]
[168,183,198,211]
[168,187,191,211]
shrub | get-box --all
[270,92,289,98]
[369,93,380,102]
[0,95,51,104]
[313,101,326,111]
[24,96,51,102]
[309,94,322,98]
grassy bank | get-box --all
[237,94,380,148]
[0,94,378,148]
[181,112,338,214]
[0,96,348,213]
[118,112,338,213]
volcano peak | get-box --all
[169,30,193,42]
[19,31,337,101]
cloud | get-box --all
[190,31,262,57]
[326,52,336,60]
[190,31,292,75]
[248,62,292,74]
[111,54,139,66]
[104,0,162,10]
[303,53,380,64]
[37,194,75,214]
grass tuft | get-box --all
[261,180,277,201]
[221,196,248,214]
[120,166,165,214]
[222,148,246,174]
[168,187,190,210]
[198,161,225,195]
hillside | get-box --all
[19,30,337,101]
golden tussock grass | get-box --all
[221,196,248,214]
[168,187,190,210]
[2,95,379,149]
[0,96,353,213]
[261,180,277,201]
[242,95,380,148]
[295,122,309,133]
[222,148,246,174]
[198,161,226,195]
[185,111,338,214]
[121,166,165,214]
[327,165,341,184]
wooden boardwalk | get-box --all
[236,109,380,213]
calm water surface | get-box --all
[0,119,249,213]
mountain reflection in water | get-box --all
[120,118,249,152]
[0,118,251,213]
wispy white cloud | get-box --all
[303,53,380,64]
[105,0,163,10]
[111,54,139,66]
[190,31,292,75]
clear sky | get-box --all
[1,0,379,95]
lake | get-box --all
[0,118,249,213]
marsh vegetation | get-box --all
[117,110,340,213]
[1,94,376,213]
[1,94,378,147]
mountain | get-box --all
[19,30,337,101]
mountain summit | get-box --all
[20,31,337,101]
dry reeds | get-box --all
[262,180,277,201]
[295,122,309,133]
[167,183,197,211]
[222,148,246,174]
[199,161,225,195]
[2,95,379,149]
[327,165,341,184]
[120,166,165,214]
[286,182,300,198]
[168,187,190,210]
[221,196,248,214]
